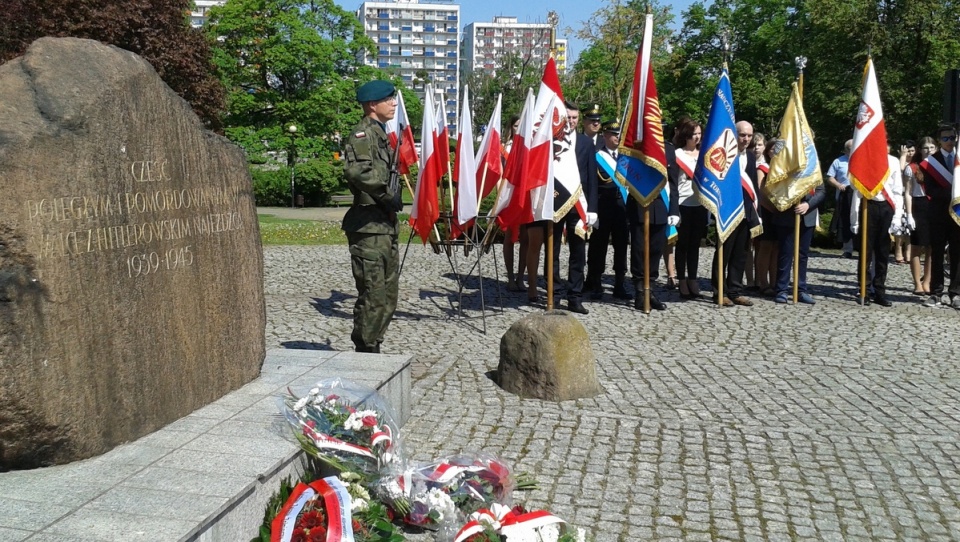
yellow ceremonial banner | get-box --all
[764,82,823,212]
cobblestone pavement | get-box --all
[264,239,960,541]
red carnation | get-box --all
[361,415,378,427]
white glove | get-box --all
[889,215,903,235]
[667,215,680,227]
[906,214,916,230]
[851,224,859,235]
[586,212,598,228]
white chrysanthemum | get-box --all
[308,387,321,396]
[424,487,455,522]
[293,397,309,412]
[343,410,377,431]
[350,496,369,512]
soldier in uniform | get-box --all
[586,120,631,300]
[341,80,404,353]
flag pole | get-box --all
[792,56,807,304]
[717,237,725,306]
[644,209,651,313]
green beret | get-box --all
[356,80,396,103]
[602,119,621,134]
[583,104,602,120]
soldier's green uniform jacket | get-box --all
[341,117,400,236]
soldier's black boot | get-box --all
[373,343,382,353]
[566,297,589,315]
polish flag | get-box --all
[435,96,451,175]
[452,85,478,235]
[475,94,503,201]
[385,90,418,175]
[491,88,534,229]
[848,57,890,200]
[410,87,442,243]
[522,93,558,223]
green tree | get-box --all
[0,0,224,129]
[207,0,420,205]
[565,0,675,123]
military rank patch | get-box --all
[354,132,367,139]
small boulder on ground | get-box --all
[497,310,602,401]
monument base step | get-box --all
[0,348,412,542]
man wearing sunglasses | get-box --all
[919,125,960,309]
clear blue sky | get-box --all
[333,0,700,65]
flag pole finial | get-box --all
[721,29,731,66]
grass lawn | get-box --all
[259,214,413,245]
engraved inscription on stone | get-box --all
[0,38,266,470]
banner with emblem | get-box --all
[615,13,668,206]
[848,57,889,200]
[694,68,745,243]
[764,81,823,211]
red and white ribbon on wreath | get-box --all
[499,509,565,536]
[371,424,392,449]
[271,476,355,542]
[302,423,375,458]
[454,506,565,542]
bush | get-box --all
[251,167,290,206]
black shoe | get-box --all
[612,281,632,300]
[873,294,892,307]
[566,298,589,314]
[634,293,667,311]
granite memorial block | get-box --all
[0,38,266,469]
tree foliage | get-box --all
[0,0,225,130]
[566,0,960,157]
[206,0,418,204]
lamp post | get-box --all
[287,124,297,208]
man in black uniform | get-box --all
[586,120,631,300]
[341,80,404,352]
[582,104,604,149]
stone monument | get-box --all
[498,311,601,401]
[0,38,266,469]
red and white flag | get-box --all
[385,90,418,175]
[848,57,889,199]
[435,96,451,176]
[475,93,503,201]
[491,88,534,229]
[410,87,442,243]
[522,93,558,223]
[452,85,478,234]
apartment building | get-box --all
[357,0,460,134]
[189,0,225,27]
[461,16,566,79]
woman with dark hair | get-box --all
[892,140,916,264]
[905,136,936,295]
[671,117,707,299]
[753,134,778,296]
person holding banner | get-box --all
[586,119,631,300]
[627,144,678,312]
[711,120,762,307]
[672,117,707,300]
[919,125,960,309]
[849,146,904,307]
[771,177,825,305]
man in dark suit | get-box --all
[711,120,762,307]
[772,183,826,304]
[627,136,679,311]
[552,102,599,314]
